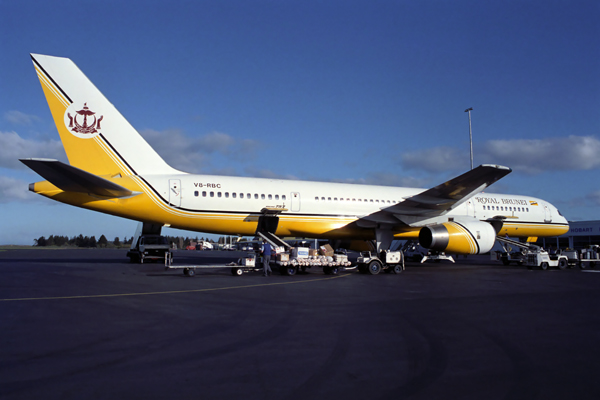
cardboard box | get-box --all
[244,257,255,267]
[309,249,318,256]
[319,244,334,257]
[277,253,289,262]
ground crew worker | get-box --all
[261,240,272,276]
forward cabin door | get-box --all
[290,192,301,212]
[169,179,181,207]
[544,204,552,223]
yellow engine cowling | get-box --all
[418,220,497,255]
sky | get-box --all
[0,0,599,245]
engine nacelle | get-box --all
[418,220,497,255]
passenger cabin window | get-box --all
[210,192,214,197]
[282,195,286,200]
[194,191,199,197]
[203,191,207,197]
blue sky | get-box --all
[1,0,599,245]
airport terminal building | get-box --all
[538,220,600,250]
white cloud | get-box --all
[4,110,40,126]
[0,176,35,203]
[400,146,467,173]
[0,131,65,169]
[140,129,261,173]
[480,135,600,174]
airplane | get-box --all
[21,53,569,269]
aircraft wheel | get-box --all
[231,267,243,276]
[368,260,382,275]
[330,266,339,275]
[558,259,567,270]
[540,262,548,271]
[392,265,403,274]
[579,262,587,270]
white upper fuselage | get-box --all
[145,172,567,228]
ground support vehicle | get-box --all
[497,250,527,266]
[525,250,569,270]
[494,236,535,266]
[575,245,600,269]
[127,234,173,264]
[165,253,261,277]
[562,249,579,268]
[356,250,404,275]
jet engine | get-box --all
[418,220,497,255]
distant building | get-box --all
[537,220,600,250]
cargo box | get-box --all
[292,247,309,259]
[319,244,334,257]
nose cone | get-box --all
[552,206,570,235]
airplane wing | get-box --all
[359,164,512,225]
[20,158,135,198]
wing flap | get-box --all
[20,158,134,198]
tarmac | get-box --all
[1,248,599,400]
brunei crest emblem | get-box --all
[64,103,103,139]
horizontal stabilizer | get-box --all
[20,158,134,198]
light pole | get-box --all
[465,107,473,170]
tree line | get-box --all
[33,234,218,248]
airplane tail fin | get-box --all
[30,54,178,177]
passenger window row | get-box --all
[314,197,397,204]
[193,191,287,201]
[484,205,529,212]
